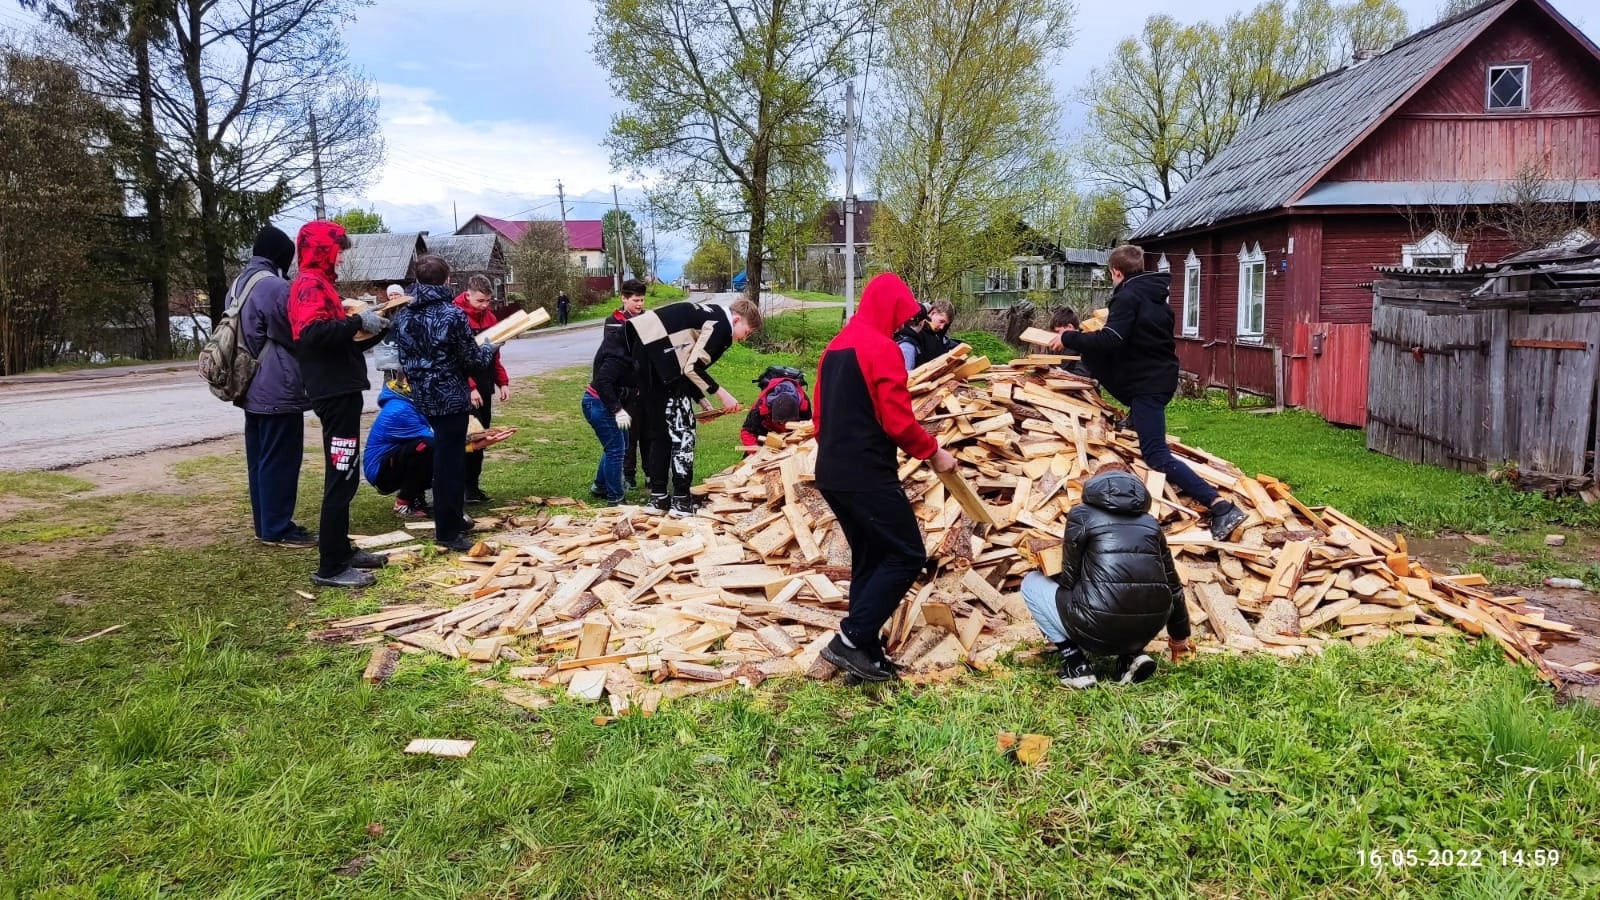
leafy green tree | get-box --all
[683,235,738,292]
[601,209,648,279]
[332,208,387,235]
[869,0,1075,301]
[593,0,875,306]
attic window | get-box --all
[1402,230,1468,269]
[1487,64,1528,111]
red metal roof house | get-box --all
[1128,0,1600,426]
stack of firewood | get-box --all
[315,345,1591,712]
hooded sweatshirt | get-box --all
[1053,470,1190,656]
[452,292,509,390]
[392,282,499,417]
[288,221,381,400]
[813,273,940,491]
[585,306,639,414]
[235,249,307,416]
[1058,271,1179,403]
[627,301,733,400]
[363,382,434,486]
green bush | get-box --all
[954,329,1016,364]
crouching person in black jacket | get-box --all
[1019,462,1194,688]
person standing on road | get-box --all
[582,279,646,505]
[813,273,959,682]
[392,254,505,553]
[627,297,760,518]
[288,220,393,589]
[557,291,571,326]
[454,274,510,504]
[236,225,315,548]
[1051,244,1247,542]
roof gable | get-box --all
[338,232,426,284]
[1132,0,1512,239]
[459,215,606,252]
[426,233,503,272]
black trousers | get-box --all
[428,413,470,542]
[641,381,697,498]
[244,411,304,541]
[622,393,645,485]
[373,438,435,502]
[1125,393,1219,507]
[311,393,363,577]
[820,486,928,649]
[465,390,493,491]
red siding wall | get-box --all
[1318,215,1520,324]
[1327,5,1600,182]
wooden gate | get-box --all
[1293,322,1371,426]
[1367,305,1600,477]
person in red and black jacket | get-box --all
[813,272,958,683]
[453,274,510,504]
[738,372,810,451]
[288,220,393,589]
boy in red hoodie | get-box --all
[814,273,958,682]
[453,274,510,503]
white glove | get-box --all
[614,409,632,431]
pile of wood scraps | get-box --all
[313,344,1590,714]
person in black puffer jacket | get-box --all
[392,254,502,552]
[1054,245,1247,543]
[1019,462,1192,688]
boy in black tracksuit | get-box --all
[1054,244,1247,541]
[626,298,761,517]
[1019,463,1193,688]
[288,220,393,589]
[583,281,646,503]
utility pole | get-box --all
[648,204,659,281]
[556,180,569,251]
[843,82,857,320]
[452,200,458,232]
[611,184,627,293]
[309,112,327,220]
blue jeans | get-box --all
[244,411,305,541]
[1021,571,1070,644]
[583,394,627,502]
[1125,393,1219,507]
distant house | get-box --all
[801,199,877,294]
[1129,0,1600,425]
[456,214,611,298]
[965,222,1111,310]
[426,233,508,299]
[338,232,427,298]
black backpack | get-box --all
[754,364,806,389]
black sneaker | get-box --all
[1209,501,1248,542]
[1114,654,1157,685]
[464,487,491,505]
[262,526,317,549]
[643,493,670,516]
[436,536,475,553]
[1058,656,1097,690]
[311,567,376,589]
[461,514,479,533]
[589,484,608,500]
[346,549,388,570]
[668,495,698,519]
[820,635,897,683]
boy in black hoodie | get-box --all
[1019,462,1193,688]
[1053,245,1247,541]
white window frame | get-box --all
[1402,230,1468,269]
[1236,243,1266,341]
[1156,254,1171,274]
[1182,251,1202,337]
[1486,63,1529,112]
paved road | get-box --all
[0,292,785,473]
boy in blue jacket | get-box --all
[364,377,435,519]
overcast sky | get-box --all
[5,0,1591,280]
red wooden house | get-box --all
[1129,0,1600,426]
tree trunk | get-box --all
[745,169,767,309]
[134,31,171,358]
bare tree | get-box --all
[508,222,579,313]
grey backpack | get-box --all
[197,270,271,402]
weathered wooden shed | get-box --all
[1367,240,1600,485]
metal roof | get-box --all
[425,233,502,272]
[338,232,426,284]
[1297,180,1600,207]
[465,215,606,251]
[1131,1,1511,240]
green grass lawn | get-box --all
[778,289,846,304]
[2,312,1599,896]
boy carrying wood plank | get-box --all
[814,273,959,682]
[1049,245,1247,541]
[626,298,761,518]
[1020,462,1193,688]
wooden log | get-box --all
[755,624,802,657]
[1194,583,1264,651]
[362,644,402,685]
[577,618,611,659]
[936,469,997,526]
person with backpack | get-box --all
[739,366,811,450]
[288,220,393,589]
[583,279,646,505]
[392,254,505,553]
[454,274,510,504]
[234,225,314,548]
[363,374,435,518]
[894,299,962,370]
[1019,461,1194,689]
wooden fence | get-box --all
[1367,303,1600,479]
